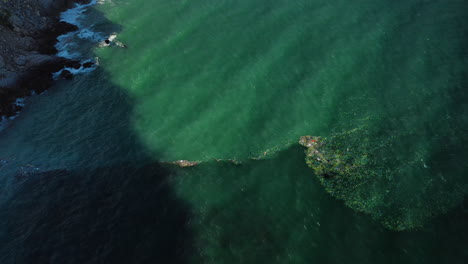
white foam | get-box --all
[15,98,25,107]
[55,0,108,71]
[52,58,98,79]
[99,33,128,48]
[60,0,98,27]
[78,27,106,42]
[1,1,110,131]
[108,34,117,42]
[56,0,101,60]
[56,32,81,59]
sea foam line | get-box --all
[55,0,102,72]
[60,0,98,27]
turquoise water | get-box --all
[0,0,467,263]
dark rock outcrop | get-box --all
[82,61,94,68]
[58,69,73,80]
[0,0,88,118]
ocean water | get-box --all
[0,0,467,263]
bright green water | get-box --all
[98,0,468,162]
[93,0,468,260]
[0,0,467,262]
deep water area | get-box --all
[0,0,467,263]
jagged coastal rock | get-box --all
[0,0,88,118]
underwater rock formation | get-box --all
[299,126,466,231]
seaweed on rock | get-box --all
[300,120,467,231]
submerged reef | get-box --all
[300,123,467,231]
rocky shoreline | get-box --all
[0,0,89,118]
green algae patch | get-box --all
[300,124,467,231]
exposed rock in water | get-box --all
[82,61,94,68]
[59,69,73,80]
[167,160,199,168]
[164,158,243,168]
[66,60,82,69]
